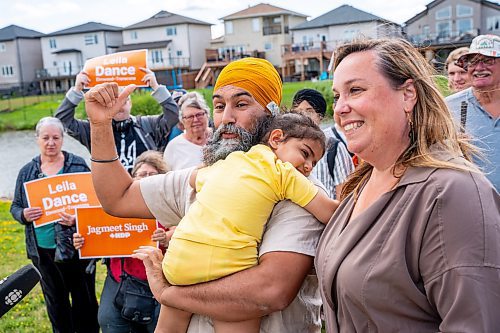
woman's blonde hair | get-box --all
[445,47,469,71]
[131,150,168,176]
[332,39,478,200]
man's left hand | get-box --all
[132,246,170,301]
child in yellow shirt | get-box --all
[153,113,338,333]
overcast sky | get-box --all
[1,0,441,38]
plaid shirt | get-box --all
[311,126,354,199]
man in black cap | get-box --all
[292,88,354,199]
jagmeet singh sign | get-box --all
[76,206,158,258]
[83,49,148,87]
[23,172,100,228]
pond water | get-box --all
[0,131,90,200]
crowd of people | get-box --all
[10,34,499,333]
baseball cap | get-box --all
[456,34,500,67]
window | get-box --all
[0,43,5,52]
[1,65,14,77]
[52,61,57,66]
[435,6,451,20]
[457,18,473,34]
[84,34,98,45]
[225,21,233,34]
[273,17,281,24]
[130,31,138,40]
[343,29,359,41]
[487,16,500,31]
[176,50,182,56]
[252,18,260,32]
[151,50,163,64]
[457,5,472,17]
[264,42,272,50]
[49,38,57,49]
[62,61,72,74]
[436,21,451,38]
[422,25,430,37]
[166,26,177,36]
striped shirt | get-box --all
[312,126,355,199]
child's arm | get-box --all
[303,191,339,224]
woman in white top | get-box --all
[163,92,211,170]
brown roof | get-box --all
[221,3,307,20]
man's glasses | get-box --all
[182,112,207,121]
[457,56,496,70]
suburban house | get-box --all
[194,3,307,88]
[38,22,122,93]
[284,5,402,81]
[120,10,212,88]
[404,0,500,65]
[219,3,307,66]
[0,25,44,95]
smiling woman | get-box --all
[316,38,500,333]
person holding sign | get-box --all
[55,66,179,173]
[10,117,99,333]
[74,151,170,333]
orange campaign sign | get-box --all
[76,206,158,258]
[83,49,148,87]
[23,172,101,228]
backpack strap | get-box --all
[331,125,347,147]
[134,116,159,151]
[460,101,468,133]
[326,135,339,179]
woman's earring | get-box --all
[406,112,415,143]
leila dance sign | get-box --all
[23,172,100,227]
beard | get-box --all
[202,117,268,166]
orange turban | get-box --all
[214,57,282,115]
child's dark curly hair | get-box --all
[259,112,326,156]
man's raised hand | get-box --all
[84,83,135,125]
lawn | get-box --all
[0,200,106,332]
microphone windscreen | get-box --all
[0,264,42,318]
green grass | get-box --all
[0,95,66,112]
[0,200,106,332]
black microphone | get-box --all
[0,264,42,318]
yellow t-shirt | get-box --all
[164,144,318,284]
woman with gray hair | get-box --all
[10,117,99,332]
[163,92,212,170]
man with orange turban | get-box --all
[83,57,325,333]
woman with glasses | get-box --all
[163,92,212,170]
[73,151,170,333]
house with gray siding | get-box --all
[404,0,499,64]
[284,5,402,81]
[39,22,122,93]
[0,25,44,95]
[121,10,212,88]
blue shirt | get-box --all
[446,88,500,191]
